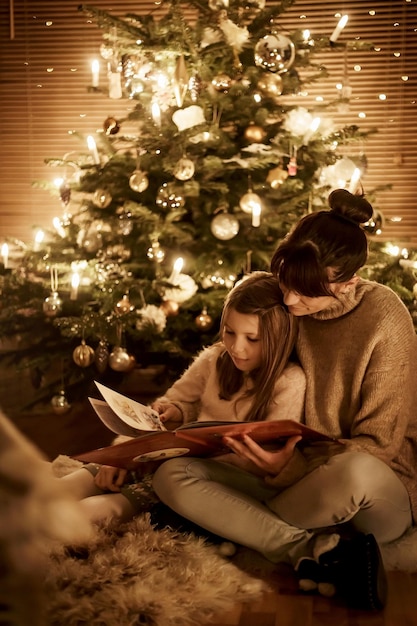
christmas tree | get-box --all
[1,0,415,412]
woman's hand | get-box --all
[152,401,182,424]
[94,465,128,492]
[222,434,302,478]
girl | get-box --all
[61,271,306,525]
[153,189,417,611]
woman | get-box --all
[153,189,417,610]
[62,272,305,524]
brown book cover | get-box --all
[73,419,337,470]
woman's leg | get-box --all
[60,466,103,499]
[267,451,412,544]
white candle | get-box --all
[91,59,100,87]
[169,257,184,284]
[330,15,348,43]
[34,229,44,251]
[87,135,100,164]
[252,204,261,228]
[348,168,361,193]
[70,272,80,300]
[1,243,8,269]
[151,101,161,127]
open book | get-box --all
[73,382,337,470]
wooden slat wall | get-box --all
[0,0,416,247]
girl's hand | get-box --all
[222,434,302,477]
[94,465,128,492]
[151,401,182,424]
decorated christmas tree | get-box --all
[1,0,415,412]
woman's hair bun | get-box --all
[328,189,373,225]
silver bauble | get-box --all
[43,292,63,318]
[210,213,240,240]
[173,158,195,181]
[51,390,71,415]
[254,34,295,73]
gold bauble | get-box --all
[244,124,266,143]
[115,294,134,315]
[266,166,289,189]
[195,308,214,331]
[73,339,95,368]
[257,73,283,99]
[160,300,180,317]
[211,73,233,92]
[108,346,136,372]
[43,291,63,318]
[93,189,112,209]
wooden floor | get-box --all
[209,567,417,625]
[7,394,417,626]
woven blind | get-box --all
[0,0,416,247]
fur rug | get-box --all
[46,454,417,626]
[47,455,267,626]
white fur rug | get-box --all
[47,455,267,626]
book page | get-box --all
[95,382,166,432]
[88,398,146,437]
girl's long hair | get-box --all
[216,271,297,422]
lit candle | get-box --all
[348,168,361,193]
[151,101,161,127]
[252,204,261,228]
[169,257,184,285]
[91,59,100,87]
[52,216,66,238]
[70,272,80,300]
[330,15,348,43]
[34,229,44,251]
[87,135,100,164]
[1,243,8,269]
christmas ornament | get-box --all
[115,293,134,315]
[363,210,384,235]
[109,346,136,372]
[239,191,262,214]
[211,73,233,92]
[173,158,195,181]
[129,169,149,193]
[147,241,165,263]
[195,308,214,331]
[208,0,228,9]
[189,74,203,102]
[59,181,71,206]
[93,188,112,209]
[160,299,180,317]
[257,73,283,99]
[51,389,71,415]
[267,165,288,189]
[254,34,295,73]
[73,339,95,368]
[210,213,240,240]
[100,43,115,60]
[136,304,167,333]
[156,183,186,210]
[287,156,298,176]
[244,123,266,143]
[103,116,120,135]
[172,105,205,131]
[43,291,63,317]
[94,340,109,374]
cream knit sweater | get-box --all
[297,279,417,523]
[157,343,306,425]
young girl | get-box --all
[61,271,306,525]
[152,189,417,610]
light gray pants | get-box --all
[152,451,412,565]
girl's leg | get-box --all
[153,457,314,564]
[60,466,104,500]
[80,492,135,525]
[267,451,412,544]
